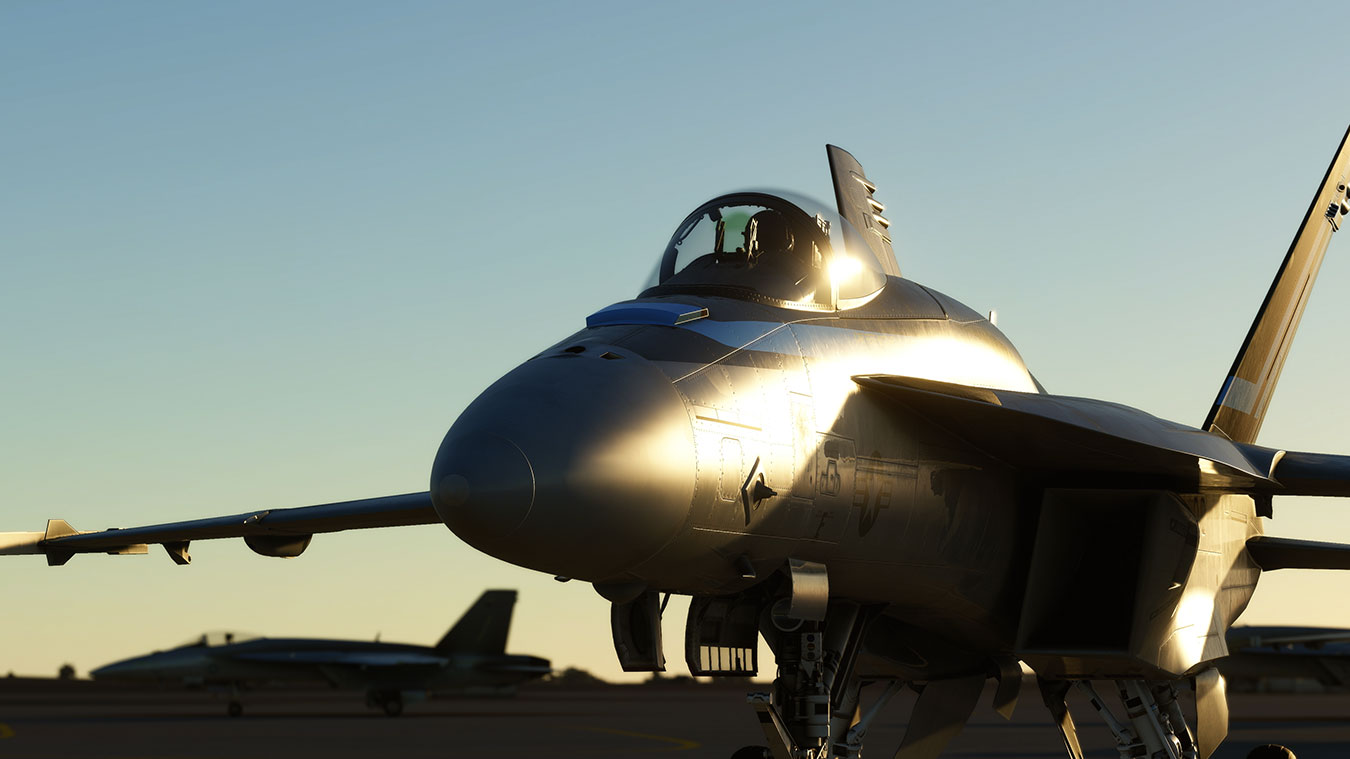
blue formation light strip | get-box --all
[586,302,709,328]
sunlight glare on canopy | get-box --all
[828,255,863,286]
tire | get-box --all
[227,700,243,718]
[1247,746,1296,759]
[382,697,404,717]
[729,747,768,759]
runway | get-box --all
[1,678,1348,758]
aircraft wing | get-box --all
[1228,626,1350,649]
[0,492,437,566]
[854,374,1272,487]
[235,650,447,667]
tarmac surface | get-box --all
[0,678,1347,758]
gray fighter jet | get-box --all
[9,128,1350,758]
[89,590,550,716]
[1220,626,1350,693]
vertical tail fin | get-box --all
[827,145,902,278]
[435,589,518,655]
[1203,125,1350,443]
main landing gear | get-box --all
[1038,675,1295,759]
[1065,680,1200,759]
[223,682,245,717]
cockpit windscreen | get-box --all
[643,191,885,310]
[175,631,260,649]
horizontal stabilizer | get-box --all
[854,374,1269,488]
[1241,448,1350,497]
[1247,535,1350,570]
[476,660,554,676]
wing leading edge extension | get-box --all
[855,374,1350,498]
[0,492,437,566]
[856,374,1350,572]
[854,374,1273,488]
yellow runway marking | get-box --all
[576,726,700,751]
[0,722,13,738]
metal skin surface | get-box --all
[438,286,1021,613]
[431,275,1257,681]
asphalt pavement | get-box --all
[0,678,1346,758]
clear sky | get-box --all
[5,1,1350,682]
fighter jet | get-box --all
[8,128,1350,759]
[1220,626,1350,693]
[89,590,550,716]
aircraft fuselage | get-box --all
[435,277,1147,668]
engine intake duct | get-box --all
[1016,489,1199,679]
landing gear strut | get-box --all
[743,602,881,759]
[1056,677,1252,759]
[225,682,244,717]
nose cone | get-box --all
[432,348,694,579]
[91,650,202,681]
[433,433,535,545]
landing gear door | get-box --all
[811,434,855,542]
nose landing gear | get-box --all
[739,602,899,759]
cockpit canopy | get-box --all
[175,631,260,649]
[642,191,887,311]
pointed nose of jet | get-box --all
[431,348,694,580]
[432,433,536,546]
[91,649,208,681]
[89,660,139,680]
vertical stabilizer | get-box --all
[1204,125,1350,443]
[827,145,902,278]
[436,589,518,655]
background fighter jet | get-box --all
[9,129,1350,759]
[89,590,549,716]
[1221,626,1350,693]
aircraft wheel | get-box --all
[382,696,403,717]
[729,747,768,759]
[1247,746,1296,759]
[227,700,243,718]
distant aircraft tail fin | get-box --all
[1203,124,1350,443]
[435,589,518,655]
